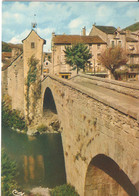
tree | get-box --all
[1,149,19,196]
[2,42,12,52]
[98,46,128,79]
[64,43,92,74]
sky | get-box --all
[2,1,139,52]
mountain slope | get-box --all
[123,22,139,32]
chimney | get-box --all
[51,32,55,51]
[82,27,86,36]
[52,32,55,38]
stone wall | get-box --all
[2,54,24,113]
[41,75,139,196]
[22,30,45,119]
[2,68,8,95]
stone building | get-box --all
[51,31,107,78]
[2,29,46,116]
[42,53,52,77]
[89,24,139,80]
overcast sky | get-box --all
[2,1,139,52]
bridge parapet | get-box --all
[70,74,139,99]
[42,74,139,121]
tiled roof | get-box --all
[2,52,23,71]
[53,35,106,44]
[126,37,138,42]
[95,26,117,34]
[2,52,12,60]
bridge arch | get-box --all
[43,87,57,115]
[84,154,138,196]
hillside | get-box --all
[2,41,23,52]
[123,22,139,32]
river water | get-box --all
[2,126,66,191]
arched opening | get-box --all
[84,154,138,196]
[43,87,57,115]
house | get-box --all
[89,23,139,80]
[51,29,107,79]
[2,29,46,114]
[43,55,52,77]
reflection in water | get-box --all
[28,136,36,141]
[24,156,28,183]
[23,155,45,183]
[36,155,45,180]
[2,126,66,190]
[29,156,35,180]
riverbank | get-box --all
[27,111,61,135]
[2,96,61,136]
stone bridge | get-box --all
[40,74,139,196]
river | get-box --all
[2,126,66,191]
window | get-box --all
[65,75,68,79]
[97,53,101,59]
[97,44,100,50]
[31,42,35,48]
[111,41,115,48]
[89,44,92,49]
[97,54,101,65]
[118,41,122,46]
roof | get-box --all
[53,35,106,44]
[2,52,12,60]
[95,25,117,34]
[22,29,46,44]
[2,52,23,71]
[126,37,138,42]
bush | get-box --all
[2,96,27,131]
[1,149,19,196]
[50,184,79,196]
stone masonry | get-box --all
[40,74,139,196]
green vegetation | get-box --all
[124,22,139,32]
[2,41,23,52]
[64,43,92,74]
[2,41,12,52]
[1,149,19,196]
[2,95,27,131]
[25,55,41,123]
[50,184,79,196]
